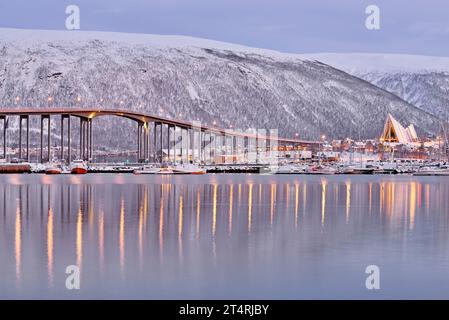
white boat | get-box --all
[413,167,449,176]
[171,163,206,175]
[133,164,165,175]
[275,164,306,174]
[306,165,336,175]
[70,160,88,174]
[276,164,294,174]
[374,162,399,175]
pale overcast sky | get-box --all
[0,0,448,56]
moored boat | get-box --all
[70,160,88,174]
[0,163,32,174]
[413,167,449,176]
[134,164,163,175]
[307,165,336,175]
[45,164,62,175]
[172,163,206,175]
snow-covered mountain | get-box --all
[304,53,449,119]
[0,29,439,149]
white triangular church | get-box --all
[380,114,418,144]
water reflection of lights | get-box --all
[345,181,351,224]
[321,179,327,227]
[69,175,82,185]
[76,209,83,269]
[409,182,417,230]
[8,175,21,186]
[248,184,253,233]
[119,198,125,274]
[41,175,53,185]
[178,194,184,262]
[229,185,234,235]
[212,184,218,237]
[196,190,201,239]
[159,193,165,257]
[15,199,21,286]
[270,184,276,225]
[47,207,54,287]
[138,197,144,268]
[294,184,299,228]
[98,208,105,271]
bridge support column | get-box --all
[80,118,83,161]
[173,126,177,163]
[177,126,181,163]
[39,115,51,163]
[19,116,22,160]
[137,122,142,162]
[68,116,71,164]
[232,136,237,164]
[160,123,164,162]
[198,130,206,163]
[60,115,71,164]
[61,115,64,161]
[26,116,29,162]
[208,132,211,164]
[212,134,217,163]
[1,116,6,160]
[244,136,249,163]
[255,132,259,164]
[47,116,51,162]
[167,125,172,163]
[144,123,149,162]
[198,130,202,164]
[88,118,92,161]
[18,115,29,162]
[154,122,159,162]
[184,128,188,163]
[222,135,227,163]
[154,122,160,163]
[188,128,193,163]
[151,122,155,162]
[40,116,43,163]
[79,118,90,161]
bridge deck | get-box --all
[0,108,319,145]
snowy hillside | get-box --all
[305,53,449,119]
[0,29,439,149]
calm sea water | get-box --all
[1,173,449,299]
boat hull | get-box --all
[71,167,88,174]
[46,169,62,175]
[172,170,206,175]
